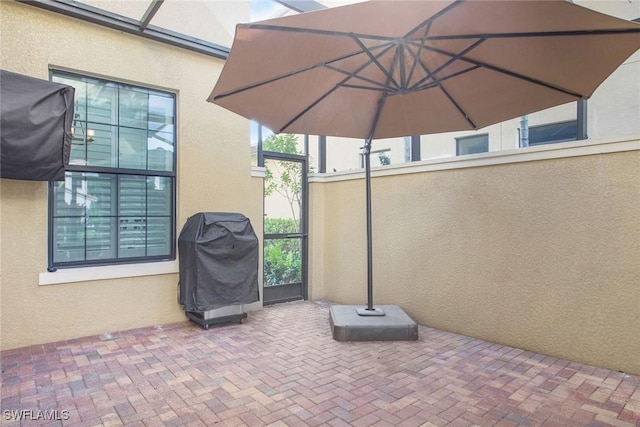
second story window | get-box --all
[456,134,489,156]
[528,121,578,146]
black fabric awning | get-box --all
[1,69,74,181]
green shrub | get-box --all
[263,218,301,286]
[264,217,299,234]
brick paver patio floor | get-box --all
[2,300,639,426]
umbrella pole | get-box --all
[356,139,385,316]
[365,139,374,311]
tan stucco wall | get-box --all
[0,2,262,350]
[309,145,640,375]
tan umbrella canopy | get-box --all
[209,0,640,313]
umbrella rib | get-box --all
[438,84,478,129]
[404,42,442,91]
[388,39,403,91]
[393,40,478,130]
[406,21,432,88]
[404,0,463,39]
[424,44,584,98]
[398,42,407,90]
[324,65,390,89]
[367,48,399,139]
[245,23,400,42]
[246,21,616,45]
[425,28,640,41]
[339,83,388,92]
[386,0,462,90]
[276,86,340,134]
[251,0,625,45]
[408,65,480,93]
[350,34,400,90]
[406,38,485,92]
[403,39,478,129]
[213,49,369,101]
[277,43,398,133]
[324,42,397,90]
[245,9,627,45]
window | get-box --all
[527,120,577,146]
[49,71,176,268]
[456,134,488,156]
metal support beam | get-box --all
[577,100,588,140]
[257,125,264,167]
[274,0,326,13]
[140,0,164,31]
[363,139,374,311]
[318,135,326,173]
[410,135,421,161]
[19,0,230,59]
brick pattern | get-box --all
[1,301,639,426]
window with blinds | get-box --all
[49,71,176,268]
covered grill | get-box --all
[178,212,259,329]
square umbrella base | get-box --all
[329,305,418,342]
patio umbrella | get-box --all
[208,0,640,315]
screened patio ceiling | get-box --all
[21,0,363,59]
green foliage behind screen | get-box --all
[264,218,301,286]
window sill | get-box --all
[251,166,266,178]
[39,260,179,286]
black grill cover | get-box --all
[178,212,260,312]
[1,70,74,181]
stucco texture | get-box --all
[310,149,640,375]
[0,2,262,350]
